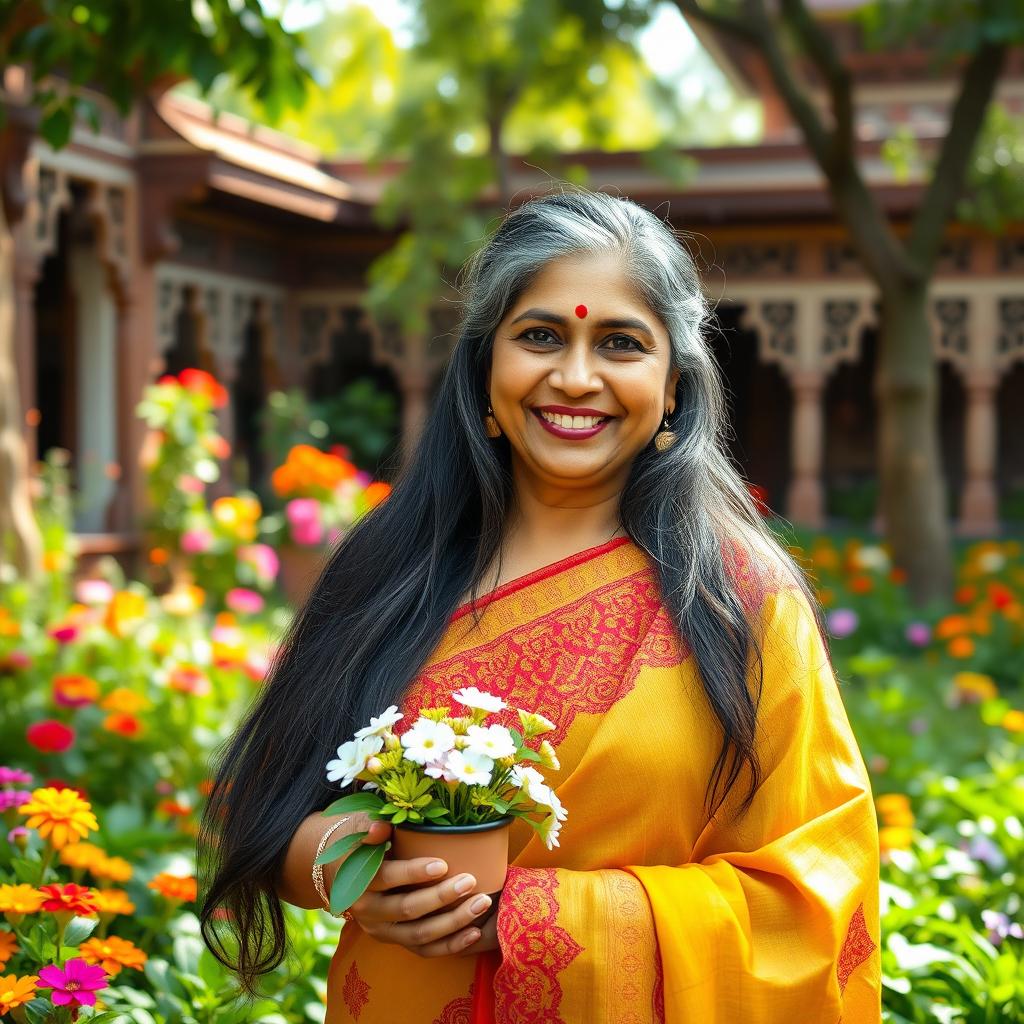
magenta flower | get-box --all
[904,621,931,647]
[37,957,108,1009]
[47,624,80,645]
[0,650,32,673]
[0,767,33,787]
[180,528,214,554]
[238,543,280,583]
[826,608,859,639]
[226,588,265,615]
[285,498,324,546]
[7,825,29,848]
[0,789,31,813]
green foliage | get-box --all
[0,0,312,149]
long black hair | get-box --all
[197,185,825,992]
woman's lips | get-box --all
[531,408,613,440]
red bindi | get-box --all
[574,304,588,319]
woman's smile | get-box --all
[530,407,614,439]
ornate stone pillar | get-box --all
[959,368,1000,536]
[11,256,40,462]
[787,368,827,527]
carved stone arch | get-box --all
[21,159,72,268]
[821,297,875,375]
[83,181,131,303]
[739,299,798,375]
[929,297,970,375]
[996,297,1024,376]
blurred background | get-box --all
[0,2,1023,1021]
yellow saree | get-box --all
[324,536,882,1023]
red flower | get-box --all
[38,883,98,915]
[178,368,228,408]
[26,721,75,754]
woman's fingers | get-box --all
[361,819,392,845]
[358,872,477,923]
[364,856,450,893]
[381,891,493,956]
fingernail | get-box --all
[454,874,475,894]
[463,930,480,946]
[470,895,491,914]
[426,861,447,877]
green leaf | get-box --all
[517,747,542,763]
[63,916,99,946]
[392,808,408,824]
[322,792,384,816]
[329,842,386,915]
[313,830,366,866]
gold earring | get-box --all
[484,400,502,438]
[654,412,677,452]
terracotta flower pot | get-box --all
[391,817,513,900]
[278,543,328,607]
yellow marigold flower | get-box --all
[100,687,150,714]
[874,793,910,817]
[90,889,135,916]
[105,590,148,637]
[0,885,45,914]
[0,973,38,1014]
[147,872,197,902]
[59,841,107,871]
[953,672,998,702]
[1001,709,1024,733]
[0,930,17,967]
[19,787,99,849]
[92,855,133,883]
[79,935,147,976]
[161,585,206,617]
[878,826,914,853]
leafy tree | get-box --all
[0,0,311,577]
[668,0,1024,602]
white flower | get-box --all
[851,545,890,572]
[354,705,404,739]
[465,724,516,760]
[445,749,495,786]
[452,686,507,713]
[978,550,1006,574]
[511,765,567,821]
[423,751,459,783]
[400,718,457,766]
[326,735,384,786]
[538,812,563,850]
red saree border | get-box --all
[451,536,631,622]
[493,867,583,1024]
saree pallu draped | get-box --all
[324,536,882,1023]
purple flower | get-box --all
[968,835,1006,871]
[0,789,31,812]
[37,957,108,1009]
[905,621,931,647]
[827,608,859,639]
[0,767,33,787]
[981,909,1024,947]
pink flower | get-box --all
[47,624,80,645]
[243,651,270,683]
[0,767,33,787]
[226,588,265,615]
[355,470,373,486]
[285,499,324,546]
[238,543,279,583]
[905,621,931,647]
[37,957,108,1009]
[180,528,214,554]
[826,608,859,638]
[7,825,29,848]
[73,579,114,605]
[178,475,206,494]
[0,790,31,812]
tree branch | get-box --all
[907,41,1008,271]
[670,0,761,45]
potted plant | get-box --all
[268,444,391,605]
[317,686,567,916]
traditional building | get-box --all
[2,15,1023,566]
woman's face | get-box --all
[487,250,680,491]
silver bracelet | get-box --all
[312,816,353,920]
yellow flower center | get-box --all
[1,989,15,1001]
[65,980,81,991]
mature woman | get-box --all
[199,188,882,1023]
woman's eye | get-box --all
[520,328,643,352]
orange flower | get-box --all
[148,546,170,566]
[90,889,135,916]
[0,608,21,638]
[105,590,147,637]
[102,713,144,738]
[848,575,873,595]
[0,930,17,967]
[38,883,98,915]
[19,788,99,849]
[947,636,976,659]
[147,873,197,903]
[91,855,133,884]
[100,688,150,714]
[365,481,392,508]
[955,585,977,606]
[58,842,107,872]
[888,568,907,586]
[52,674,100,708]
[79,935,147,976]
[0,885,45,915]
[934,614,971,640]
[157,799,192,818]
[0,973,38,1014]
[168,665,210,696]
[1001,709,1024,733]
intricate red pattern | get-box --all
[342,960,370,1020]
[603,872,651,1024]
[407,572,685,746]
[836,903,876,995]
[433,982,474,1024]
[494,867,583,1024]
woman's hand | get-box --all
[340,818,499,958]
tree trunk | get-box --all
[0,199,42,581]
[875,281,954,602]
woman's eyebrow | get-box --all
[510,307,654,340]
